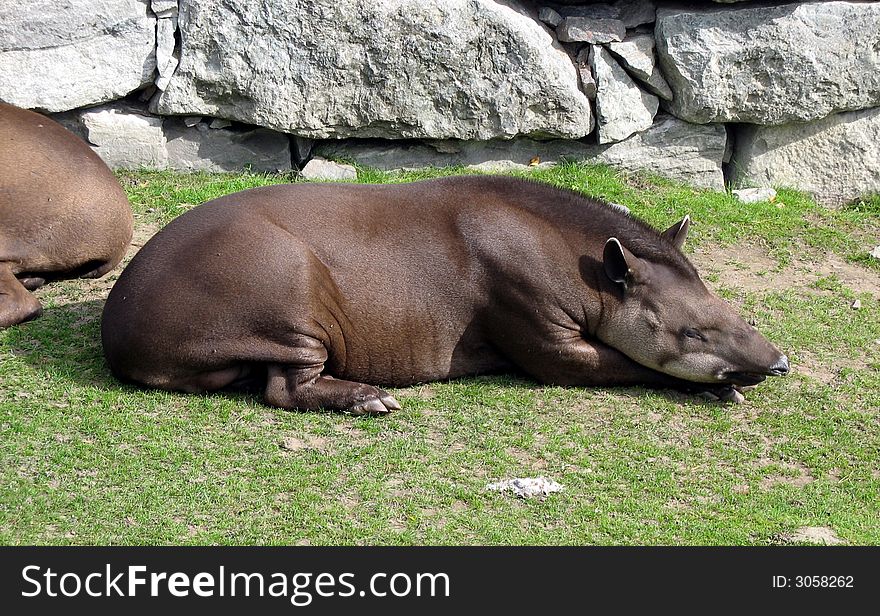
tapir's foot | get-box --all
[265,365,400,415]
[696,384,746,404]
[348,386,402,416]
[0,266,44,328]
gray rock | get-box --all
[164,122,292,172]
[732,107,880,207]
[656,2,880,124]
[590,46,658,144]
[606,34,672,101]
[316,114,727,190]
[556,17,625,44]
[301,158,358,181]
[606,36,653,80]
[209,118,232,130]
[575,48,597,100]
[55,101,291,172]
[556,4,619,20]
[538,7,563,28]
[870,246,880,260]
[732,187,777,204]
[614,0,656,28]
[151,0,179,16]
[74,102,168,169]
[155,13,179,91]
[0,0,157,112]
[157,0,593,140]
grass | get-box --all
[1,162,879,545]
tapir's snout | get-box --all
[723,353,790,385]
[768,354,790,377]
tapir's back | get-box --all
[103,177,576,387]
[0,102,132,273]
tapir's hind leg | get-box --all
[0,263,43,328]
[262,335,400,415]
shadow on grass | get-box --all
[6,299,116,388]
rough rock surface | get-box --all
[316,114,727,189]
[54,101,291,172]
[732,107,880,207]
[590,46,658,144]
[556,17,625,44]
[538,7,562,28]
[0,0,157,112]
[575,48,597,100]
[156,0,593,140]
[607,34,672,101]
[656,2,880,124]
[164,122,292,172]
[154,2,179,91]
[614,0,656,28]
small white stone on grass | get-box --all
[732,187,777,204]
[486,477,564,499]
[301,157,358,181]
[870,245,880,260]
[851,299,862,310]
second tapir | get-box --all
[101,176,789,413]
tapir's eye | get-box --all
[683,328,706,341]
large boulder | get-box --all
[732,107,880,207]
[656,2,880,124]
[316,114,727,189]
[0,0,156,112]
[155,0,593,140]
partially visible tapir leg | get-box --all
[0,263,43,328]
[19,276,47,291]
[263,334,400,415]
[490,321,744,402]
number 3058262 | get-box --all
[795,576,854,588]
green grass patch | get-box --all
[2,164,878,545]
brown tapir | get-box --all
[101,176,788,413]
[0,102,133,328]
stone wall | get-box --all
[2,0,879,205]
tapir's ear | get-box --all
[661,215,690,250]
[603,237,635,286]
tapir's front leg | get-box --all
[0,263,43,328]
[490,324,741,401]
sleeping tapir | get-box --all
[101,176,788,413]
[0,102,133,328]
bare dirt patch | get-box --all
[757,459,815,490]
[817,254,880,297]
[692,244,880,298]
[794,350,872,386]
[280,434,330,453]
[692,244,784,293]
[781,526,845,545]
